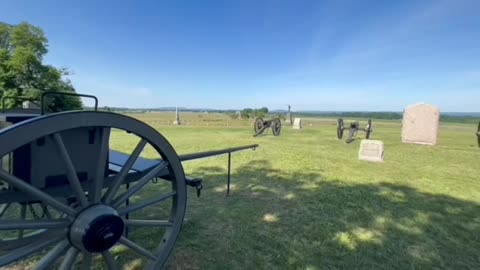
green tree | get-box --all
[0,22,82,111]
[258,107,268,114]
[254,107,269,117]
[241,108,253,119]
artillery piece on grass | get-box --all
[0,92,258,269]
[253,117,281,137]
[337,118,373,144]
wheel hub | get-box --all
[69,204,124,253]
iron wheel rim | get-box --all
[337,118,344,139]
[254,117,264,134]
[272,118,281,136]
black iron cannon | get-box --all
[0,92,258,269]
[337,118,373,143]
[253,117,281,137]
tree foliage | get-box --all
[0,22,82,111]
[240,107,269,119]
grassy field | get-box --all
[1,112,478,270]
[107,112,480,270]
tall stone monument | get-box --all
[173,106,181,125]
[286,105,293,125]
[401,103,440,146]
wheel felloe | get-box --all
[254,117,264,134]
[272,118,281,136]
[337,118,344,139]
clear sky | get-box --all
[1,0,479,111]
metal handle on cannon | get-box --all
[40,91,99,115]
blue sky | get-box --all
[1,0,479,111]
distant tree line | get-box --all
[294,111,478,124]
[295,112,403,120]
[439,115,479,124]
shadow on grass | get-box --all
[169,159,480,270]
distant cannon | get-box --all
[253,117,281,137]
[337,118,373,143]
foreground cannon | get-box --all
[253,117,281,137]
[0,92,258,269]
[337,118,373,143]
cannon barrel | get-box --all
[179,144,258,161]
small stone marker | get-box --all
[402,103,440,146]
[358,140,384,162]
[292,118,302,130]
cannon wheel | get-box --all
[0,111,186,269]
[272,118,282,136]
[366,119,372,139]
[477,121,480,147]
[337,118,344,139]
[254,117,264,135]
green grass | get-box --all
[2,113,479,269]
[112,114,480,270]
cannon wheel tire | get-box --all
[337,118,344,139]
[272,118,282,136]
[254,117,264,135]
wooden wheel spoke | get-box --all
[0,169,76,217]
[0,234,64,266]
[34,240,70,270]
[111,161,169,208]
[0,219,70,230]
[59,247,80,270]
[119,236,156,261]
[91,127,111,204]
[104,139,147,204]
[0,203,11,218]
[102,251,119,270]
[117,191,175,216]
[18,204,26,238]
[123,219,173,228]
[80,252,93,270]
[53,133,89,207]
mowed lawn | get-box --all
[111,112,480,270]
